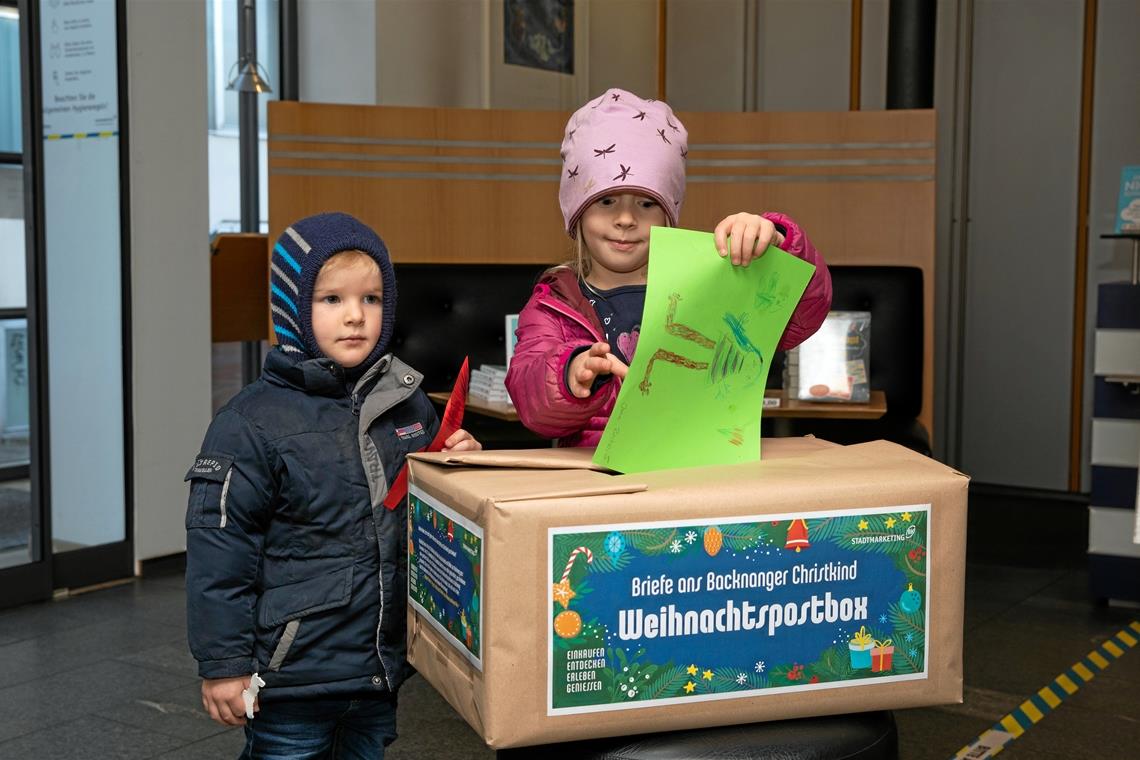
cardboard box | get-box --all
[406,439,967,749]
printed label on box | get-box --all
[409,487,483,669]
[548,506,930,714]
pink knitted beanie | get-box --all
[558,88,688,236]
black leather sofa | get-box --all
[392,263,929,455]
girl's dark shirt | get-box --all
[579,281,646,365]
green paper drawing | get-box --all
[594,227,815,473]
[638,293,766,398]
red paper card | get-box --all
[382,357,470,510]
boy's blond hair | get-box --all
[318,249,381,278]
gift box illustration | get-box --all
[848,626,874,669]
[871,639,894,672]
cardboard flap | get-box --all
[409,462,648,505]
[489,469,648,503]
[411,437,838,471]
[408,438,854,507]
[409,447,609,471]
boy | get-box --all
[185,212,479,758]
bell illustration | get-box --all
[785,519,811,552]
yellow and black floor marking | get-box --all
[953,620,1139,759]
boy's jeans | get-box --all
[239,695,398,760]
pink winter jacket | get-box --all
[504,212,832,447]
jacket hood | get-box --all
[270,211,398,368]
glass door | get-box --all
[0,0,50,607]
[1,0,133,608]
[38,0,132,588]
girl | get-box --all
[504,89,831,447]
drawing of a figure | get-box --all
[754,271,791,313]
[638,293,765,397]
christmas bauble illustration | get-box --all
[900,583,922,613]
[553,610,582,639]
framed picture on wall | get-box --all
[503,0,573,74]
[489,0,589,109]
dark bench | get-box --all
[392,263,928,455]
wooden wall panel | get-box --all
[268,102,935,432]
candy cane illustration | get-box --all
[552,546,593,610]
[561,546,593,583]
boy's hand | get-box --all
[714,213,785,267]
[442,429,482,452]
[202,675,256,726]
[568,342,617,398]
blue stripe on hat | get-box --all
[274,325,301,343]
[271,284,299,315]
[274,242,302,274]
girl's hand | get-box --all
[442,429,482,452]
[606,353,630,381]
[568,342,616,398]
[714,213,786,267]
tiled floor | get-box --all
[0,559,1135,759]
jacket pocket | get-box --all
[257,566,355,672]
[184,453,234,529]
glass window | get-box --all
[0,318,32,565]
[206,0,278,234]
[0,165,25,310]
[0,1,28,571]
[0,4,20,155]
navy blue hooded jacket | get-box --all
[185,348,439,700]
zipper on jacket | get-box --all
[218,468,233,528]
[353,358,419,692]
[374,563,391,690]
[539,297,604,342]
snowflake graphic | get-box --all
[670,540,683,554]
[736,673,748,685]
[684,530,698,544]
[754,660,766,673]
[909,648,918,658]
[878,614,888,624]
[905,632,914,642]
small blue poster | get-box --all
[548,506,930,714]
[504,0,573,74]
[408,486,484,669]
[1115,166,1140,233]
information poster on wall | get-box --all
[2,322,28,434]
[548,505,930,714]
[408,486,484,670]
[1116,166,1140,233]
[40,0,119,137]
